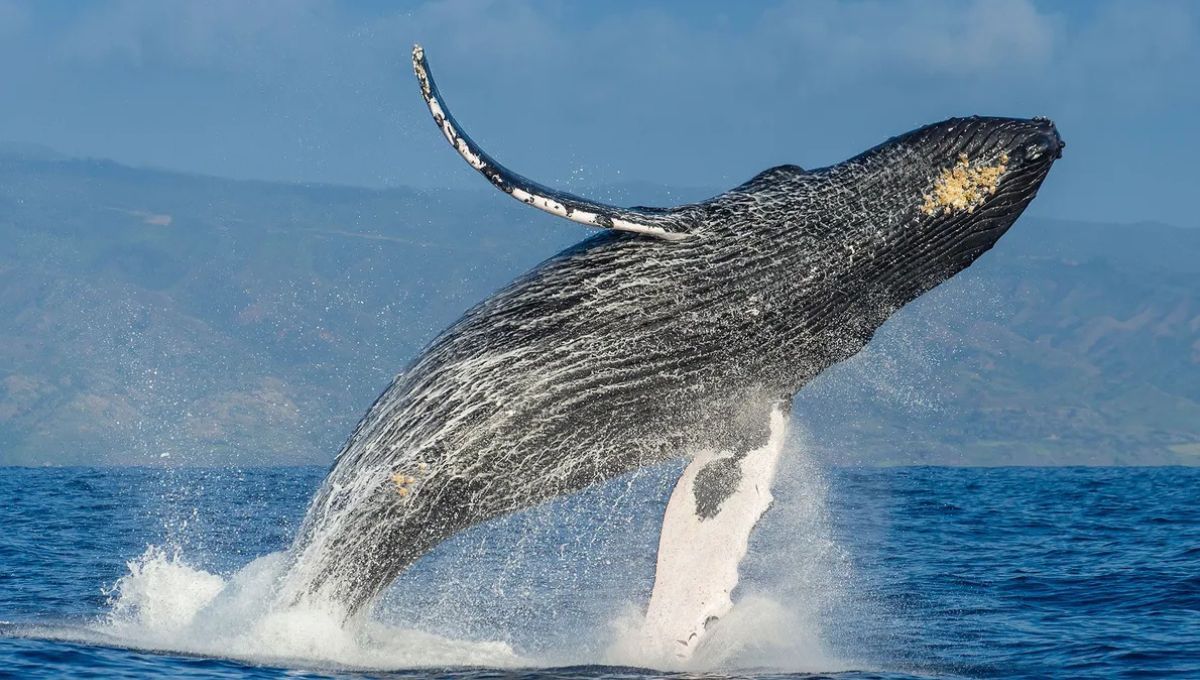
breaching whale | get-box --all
[280,45,1063,646]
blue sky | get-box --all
[1,0,1197,226]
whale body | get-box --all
[279,45,1063,618]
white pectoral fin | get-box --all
[640,409,790,661]
[411,45,696,241]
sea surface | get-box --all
[0,465,1196,679]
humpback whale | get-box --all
[280,45,1063,639]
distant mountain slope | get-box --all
[1,152,1196,465]
[798,220,1200,465]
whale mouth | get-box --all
[1025,118,1065,161]
[1001,120,1063,196]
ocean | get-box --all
[1,464,1196,679]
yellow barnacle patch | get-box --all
[921,153,1009,216]
[391,472,418,496]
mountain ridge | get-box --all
[1,151,1196,466]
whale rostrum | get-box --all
[279,44,1063,624]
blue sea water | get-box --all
[0,465,1197,678]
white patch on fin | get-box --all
[411,44,692,242]
[638,408,789,661]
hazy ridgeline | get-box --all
[1,146,1198,467]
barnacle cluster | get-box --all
[391,472,417,496]
[921,152,1009,216]
[390,462,430,497]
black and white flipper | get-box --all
[412,44,695,241]
[637,407,791,662]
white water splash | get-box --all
[606,416,852,672]
[607,593,847,672]
[80,547,527,671]
[625,409,790,663]
[25,412,852,673]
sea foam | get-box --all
[23,420,850,673]
[90,547,526,670]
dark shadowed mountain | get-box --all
[1,151,1196,466]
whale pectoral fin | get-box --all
[639,408,790,661]
[412,45,697,242]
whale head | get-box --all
[772,115,1065,321]
[843,115,1064,284]
[708,115,1067,368]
